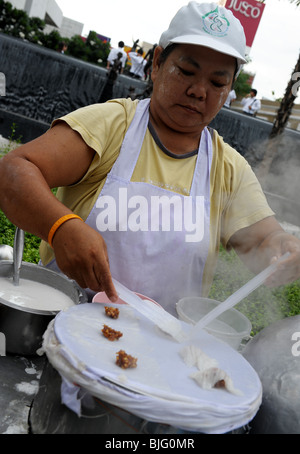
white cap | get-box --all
[159,2,247,69]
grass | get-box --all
[0,123,22,158]
[1,137,300,336]
[0,209,41,264]
[208,247,300,335]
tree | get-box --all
[86,31,111,65]
[0,0,110,67]
[233,70,254,98]
[270,53,300,138]
[39,29,64,50]
[67,35,88,61]
[255,0,300,181]
[0,0,45,42]
[261,0,300,138]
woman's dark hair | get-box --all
[157,44,178,65]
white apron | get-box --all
[48,99,213,315]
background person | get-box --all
[128,47,146,79]
[107,41,127,74]
[58,41,68,54]
[100,52,123,103]
[143,44,158,80]
[0,2,299,313]
[241,89,261,116]
[223,88,236,108]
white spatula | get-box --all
[112,278,187,342]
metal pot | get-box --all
[243,315,300,434]
[0,260,87,356]
[0,228,87,356]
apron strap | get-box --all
[109,98,151,180]
[190,127,213,198]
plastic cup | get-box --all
[176,297,252,350]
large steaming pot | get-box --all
[0,260,87,356]
[243,315,300,434]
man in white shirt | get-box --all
[128,48,146,79]
[241,89,261,116]
[224,89,236,108]
[107,41,128,74]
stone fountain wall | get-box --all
[0,33,147,142]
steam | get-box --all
[245,134,300,202]
[210,133,300,335]
[243,133,300,226]
[209,248,292,336]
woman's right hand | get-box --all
[52,218,118,302]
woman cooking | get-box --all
[0,2,299,314]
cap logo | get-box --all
[202,7,230,37]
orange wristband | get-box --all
[48,214,83,248]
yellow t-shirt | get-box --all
[40,98,274,296]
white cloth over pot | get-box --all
[41,303,262,434]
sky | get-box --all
[55,0,300,102]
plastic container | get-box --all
[176,297,252,350]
